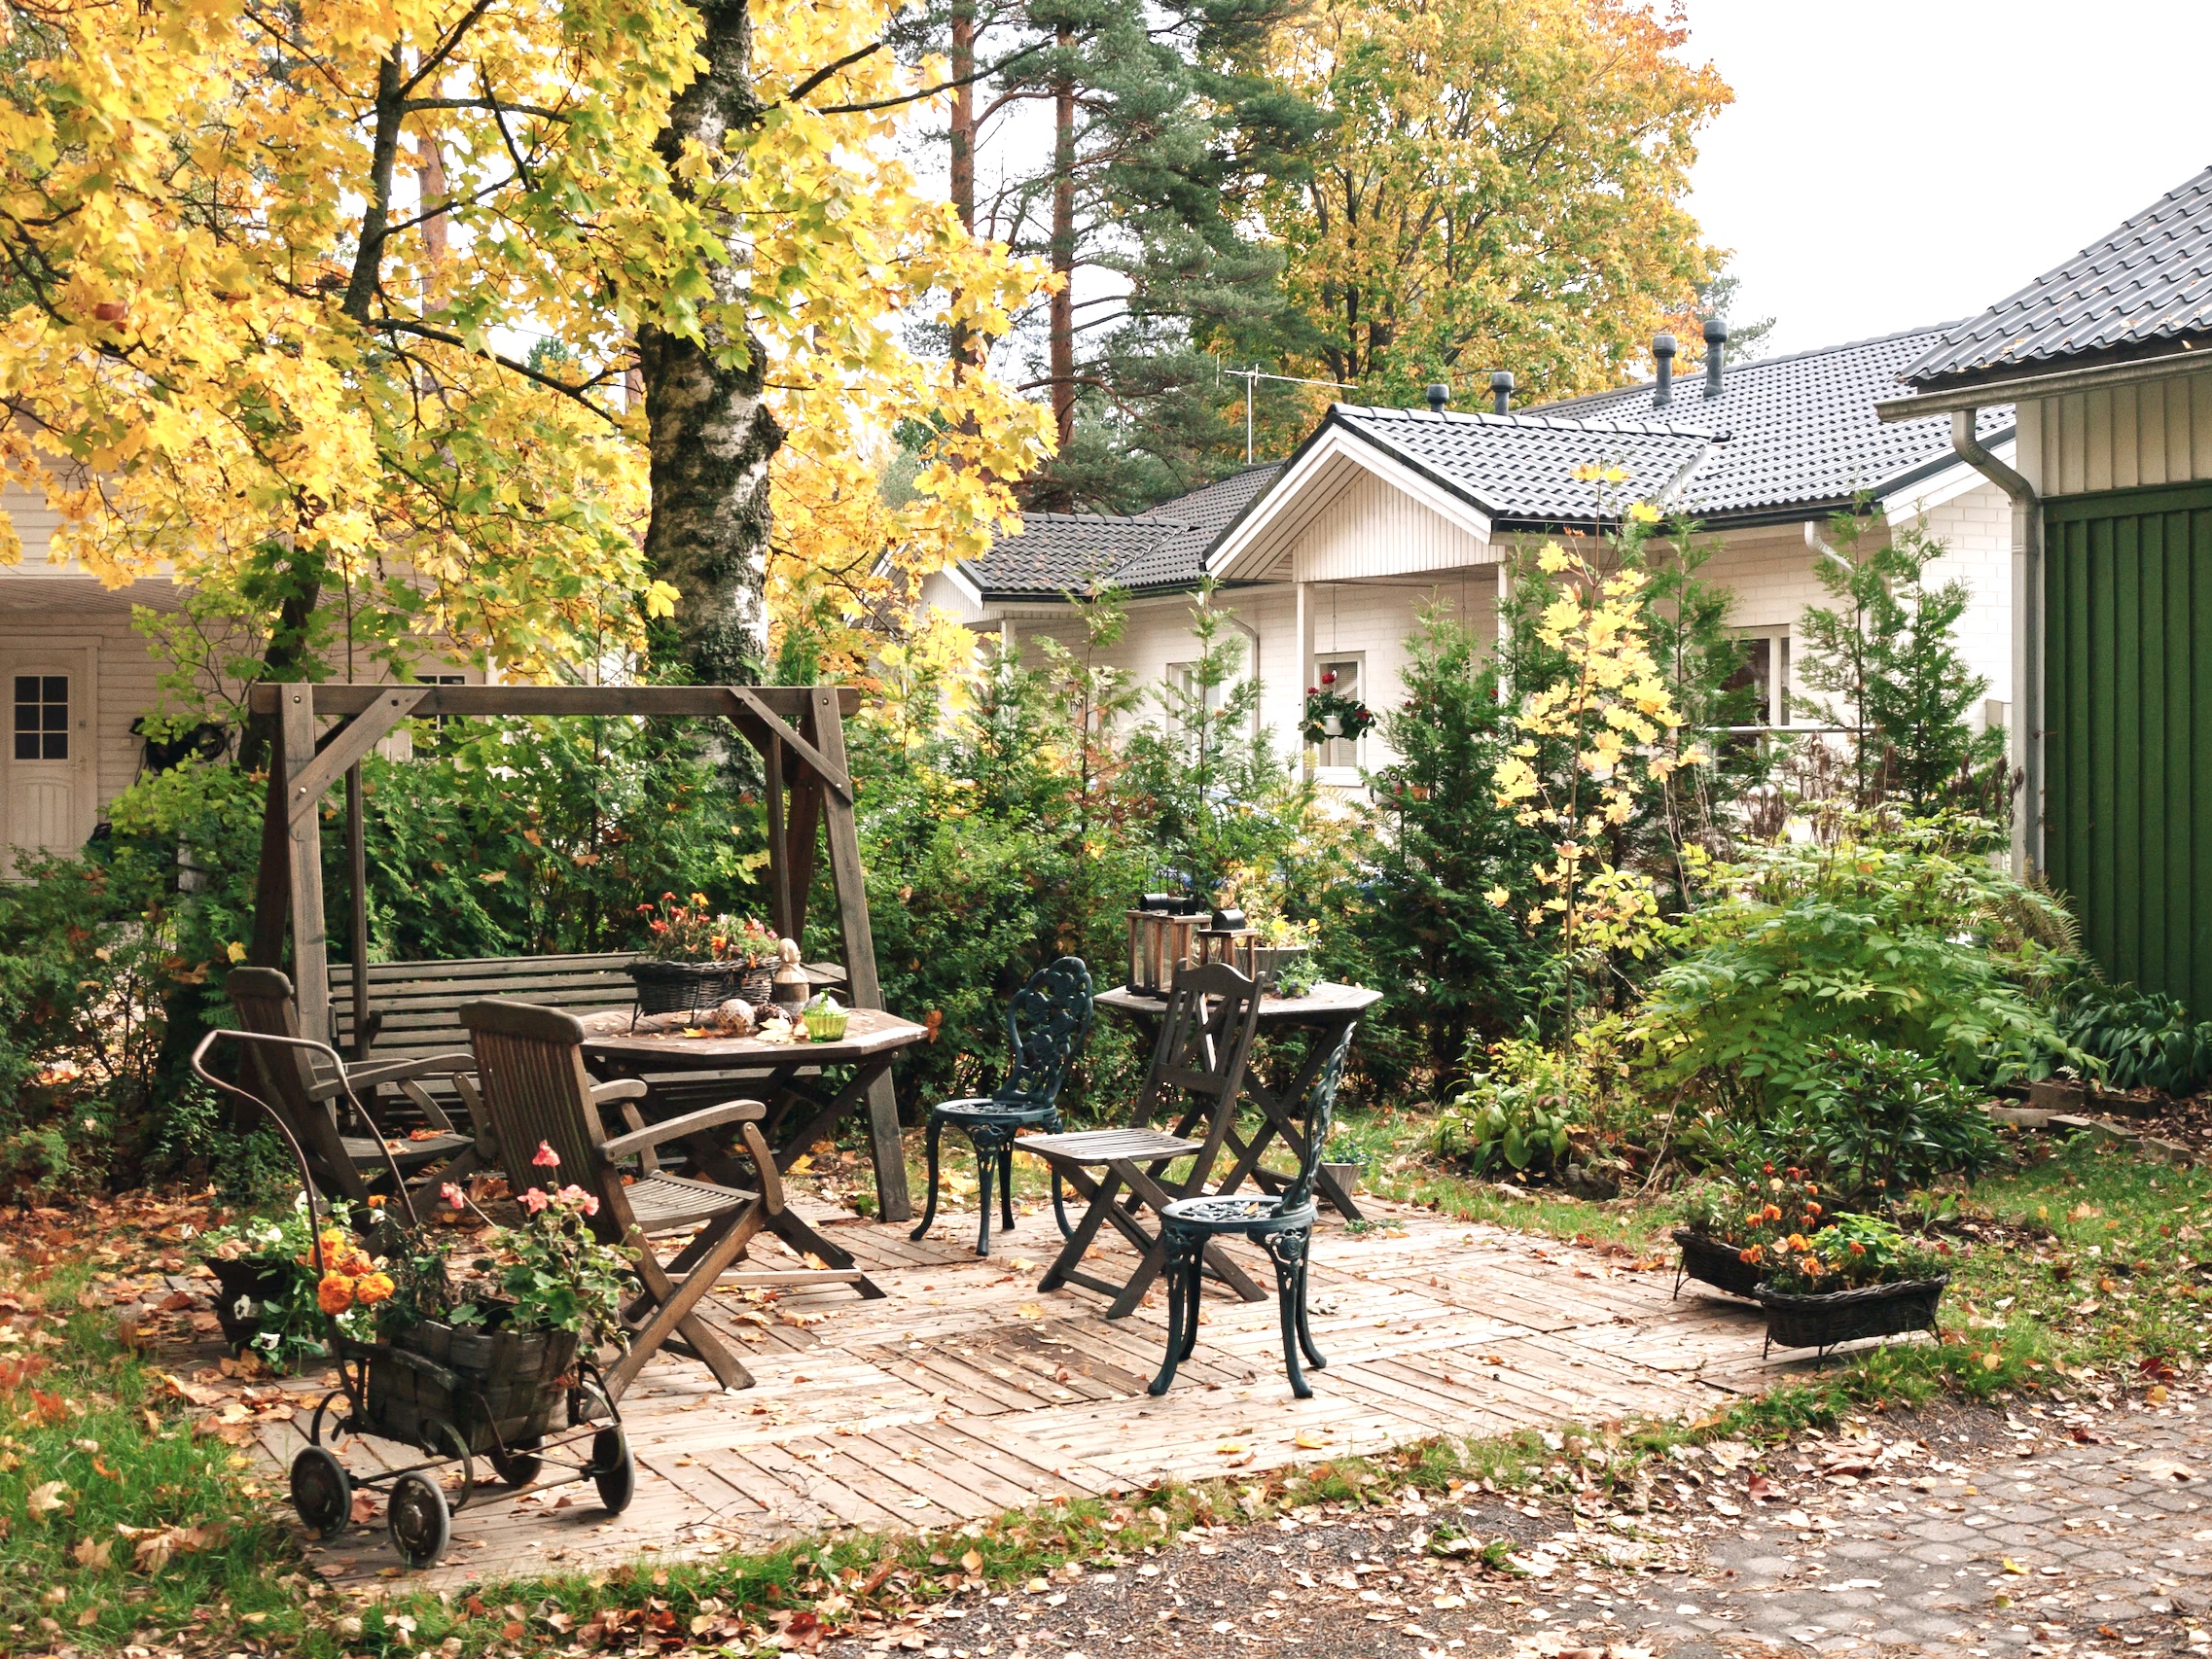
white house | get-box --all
[922,324,2021,792]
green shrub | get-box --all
[1428,1032,1581,1176]
[1758,1212,1944,1293]
[1635,815,2077,1112]
[1779,1037,2000,1200]
[2052,982,2212,1095]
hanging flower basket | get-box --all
[1671,1228,1762,1299]
[1301,683,1375,748]
[1755,1275,1948,1356]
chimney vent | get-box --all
[1702,315,1728,399]
[1489,370,1515,415]
[1652,333,1676,408]
[1425,382,1449,413]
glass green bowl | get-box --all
[803,1005,850,1041]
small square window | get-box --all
[13,673,67,760]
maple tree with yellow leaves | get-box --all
[1489,471,1710,1016]
[0,0,1051,737]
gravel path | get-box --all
[845,1389,2211,1659]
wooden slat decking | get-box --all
[247,1197,1791,1589]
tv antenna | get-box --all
[1227,365,1357,464]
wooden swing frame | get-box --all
[242,681,910,1220]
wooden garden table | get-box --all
[1095,980,1380,1222]
[580,1007,928,1221]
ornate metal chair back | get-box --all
[995,956,1094,1112]
[1277,1022,1358,1215]
[225,965,375,1206]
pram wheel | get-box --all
[591,1425,635,1514]
[290,1445,352,1538]
[389,1471,451,1568]
[489,1438,544,1488]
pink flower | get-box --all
[532,1141,560,1169]
[557,1183,600,1217]
[521,1186,552,1214]
[439,1182,466,1210]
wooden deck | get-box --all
[249,1196,1794,1589]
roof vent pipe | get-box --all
[1489,370,1514,415]
[1652,333,1676,408]
[1426,382,1449,413]
[1701,315,1728,399]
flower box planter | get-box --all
[626,959,743,1018]
[359,1318,581,1456]
[1671,1228,1762,1300]
[1754,1275,1948,1359]
[207,1257,302,1353]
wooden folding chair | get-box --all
[227,967,481,1204]
[458,999,878,1400]
[1020,961,1267,1319]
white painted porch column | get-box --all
[1295,577,1315,779]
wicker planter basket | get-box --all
[627,959,741,1018]
[1755,1275,1948,1355]
[1671,1228,1763,1299]
[361,1319,581,1455]
[207,1257,302,1352]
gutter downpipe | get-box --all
[1946,408,2041,877]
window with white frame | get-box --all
[1724,630,1789,728]
[1313,653,1365,768]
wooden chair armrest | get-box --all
[590,1078,650,1105]
[599,1098,767,1163]
[346,1051,476,1087]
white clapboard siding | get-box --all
[2018,372,2212,499]
[1293,464,1494,584]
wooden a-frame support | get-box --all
[242,681,910,1220]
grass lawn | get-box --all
[2,1122,2205,1656]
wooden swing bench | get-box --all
[241,681,913,1222]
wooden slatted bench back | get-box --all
[335,952,640,1066]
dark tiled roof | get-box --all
[1543,325,2012,519]
[1905,166,2212,390]
[965,466,1283,597]
[1325,405,1721,525]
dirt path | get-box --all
[841,1390,2211,1659]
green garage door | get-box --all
[2046,480,2212,1010]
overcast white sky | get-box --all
[1684,0,2208,357]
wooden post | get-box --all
[808,687,910,1220]
[280,687,333,1045]
[784,774,822,948]
[764,734,791,941]
[346,762,371,1059]
[247,746,294,970]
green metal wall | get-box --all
[2045,481,2212,1011]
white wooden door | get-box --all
[3,653,94,875]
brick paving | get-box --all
[847,1391,2212,1659]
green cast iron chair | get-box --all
[1147,1020,1358,1399]
[910,955,1094,1256]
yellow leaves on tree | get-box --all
[1488,515,1708,979]
[746,2,1054,680]
[1261,0,1731,403]
[0,0,701,684]
[0,0,1052,696]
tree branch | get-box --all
[369,317,624,426]
[775,40,884,107]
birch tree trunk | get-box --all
[639,0,782,687]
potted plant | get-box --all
[1674,1165,1828,1300]
[198,1195,371,1368]
[1254,914,1320,997]
[1301,670,1375,747]
[628,893,782,1017]
[1753,1212,1949,1357]
[310,1154,637,1465]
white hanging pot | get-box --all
[1320,714,1344,738]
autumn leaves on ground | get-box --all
[2,1127,2207,1657]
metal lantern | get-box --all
[1125,907,1201,998]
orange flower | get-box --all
[1762,1204,1782,1221]
[1736,1245,1763,1264]
[318,1274,356,1314]
[353,1272,396,1306]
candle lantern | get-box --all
[1194,907,1261,982]
[1125,906,1201,998]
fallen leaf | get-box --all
[1215,1440,1247,1455]
[26,1481,67,1518]
[71,1535,111,1568]
[1294,1430,1331,1450]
